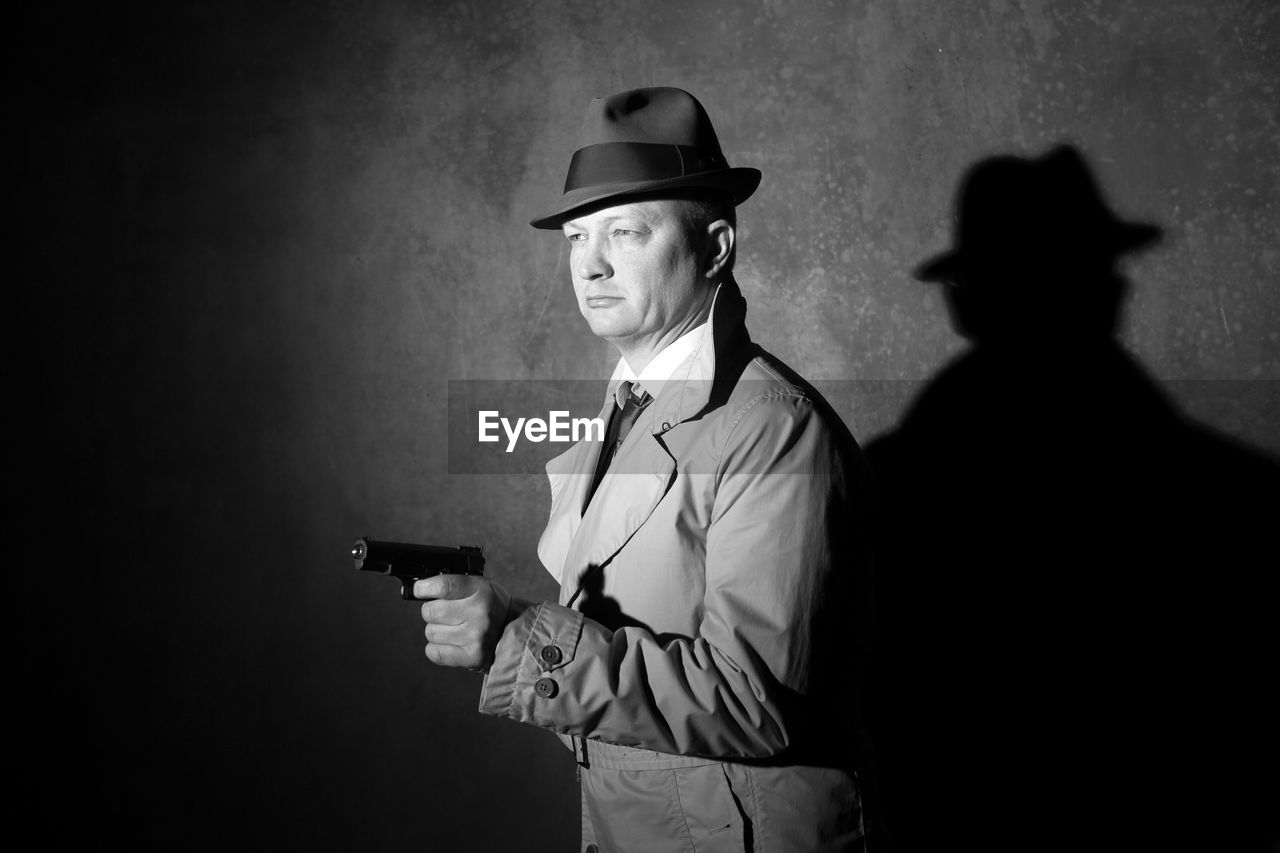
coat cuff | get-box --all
[478,600,584,721]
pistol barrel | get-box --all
[352,537,485,579]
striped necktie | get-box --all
[584,382,651,509]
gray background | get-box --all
[23,0,1276,849]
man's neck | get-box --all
[612,289,716,375]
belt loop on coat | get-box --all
[573,734,590,768]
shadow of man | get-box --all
[864,145,1279,852]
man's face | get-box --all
[561,199,712,355]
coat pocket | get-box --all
[672,763,751,853]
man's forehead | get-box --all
[561,198,682,230]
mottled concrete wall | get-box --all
[24,1,1277,849]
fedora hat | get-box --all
[530,87,761,229]
[915,145,1161,283]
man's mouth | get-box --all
[585,295,623,308]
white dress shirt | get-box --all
[607,323,709,409]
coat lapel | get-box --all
[561,404,678,591]
[536,395,612,583]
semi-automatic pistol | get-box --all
[352,537,485,600]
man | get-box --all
[416,87,875,852]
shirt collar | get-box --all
[608,323,709,409]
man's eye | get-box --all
[612,228,639,237]
[565,233,586,243]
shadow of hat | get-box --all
[915,145,1162,283]
[530,87,761,229]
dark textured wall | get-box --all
[23,1,1277,849]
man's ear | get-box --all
[704,220,734,279]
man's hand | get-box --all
[414,574,513,671]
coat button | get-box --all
[534,677,559,699]
[538,644,563,666]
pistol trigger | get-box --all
[400,580,416,601]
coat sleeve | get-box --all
[478,392,864,760]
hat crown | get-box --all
[579,87,726,157]
[529,87,760,229]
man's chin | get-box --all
[581,316,636,342]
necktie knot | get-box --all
[618,380,648,408]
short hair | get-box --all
[672,190,737,275]
[677,191,736,230]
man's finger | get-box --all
[424,622,466,645]
[424,641,477,669]
[413,574,477,601]
[420,599,465,625]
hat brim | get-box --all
[529,167,761,229]
[913,221,1163,283]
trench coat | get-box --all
[480,279,875,852]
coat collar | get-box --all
[603,276,752,429]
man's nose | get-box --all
[576,238,611,280]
